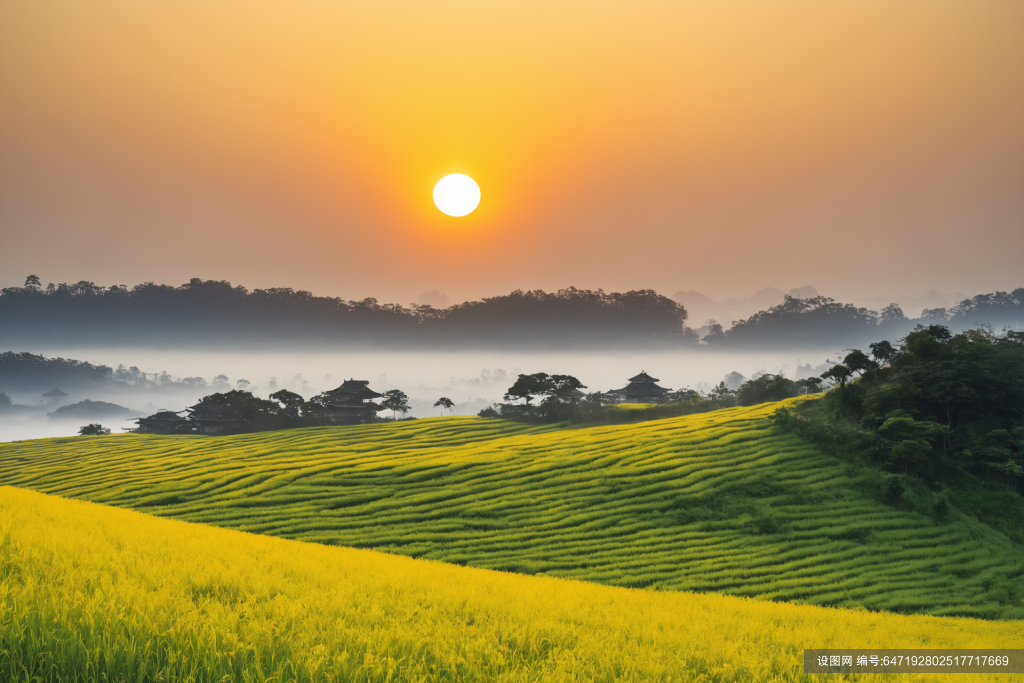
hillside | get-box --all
[1,401,1023,618]
[2,486,1021,682]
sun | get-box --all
[433,174,480,217]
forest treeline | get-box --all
[0,350,238,395]
[0,278,690,349]
[704,290,1024,349]
[1,276,1021,349]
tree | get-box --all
[434,396,455,415]
[381,389,411,420]
[842,349,877,376]
[270,389,305,417]
[877,412,946,473]
[546,374,586,402]
[78,423,106,435]
[869,340,898,365]
[24,274,41,290]
[0,392,12,410]
[667,388,700,402]
[795,377,823,394]
[879,303,906,324]
[820,364,852,388]
[703,321,726,344]
[736,374,799,406]
[708,381,736,401]
[504,373,552,405]
[181,376,207,388]
[236,379,251,391]
[189,390,279,429]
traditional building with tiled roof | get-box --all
[133,409,188,434]
[605,371,671,404]
[316,378,382,423]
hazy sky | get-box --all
[2,0,1022,305]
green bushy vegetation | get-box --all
[775,326,1024,543]
[479,370,818,424]
[2,401,1023,618]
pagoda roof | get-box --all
[325,379,382,399]
[608,381,670,396]
[627,371,660,383]
[137,409,186,421]
[42,388,68,397]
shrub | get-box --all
[78,423,107,436]
[882,475,905,505]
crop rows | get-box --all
[7,486,1022,682]
[1,401,1022,618]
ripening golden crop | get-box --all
[1,486,1021,682]
[2,401,1022,619]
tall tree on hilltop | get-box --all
[504,373,552,405]
[434,396,455,415]
[381,389,411,420]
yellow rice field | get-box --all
[1,486,1021,682]
[2,401,1022,618]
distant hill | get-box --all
[3,401,1022,618]
[47,399,134,421]
[671,285,819,328]
[668,290,731,327]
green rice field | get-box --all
[1,400,1022,618]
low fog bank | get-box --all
[0,347,834,442]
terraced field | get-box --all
[2,400,1022,618]
[4,486,1022,683]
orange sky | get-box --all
[1,0,1022,306]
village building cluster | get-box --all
[129,370,674,436]
[133,378,384,435]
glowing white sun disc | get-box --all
[433,174,480,217]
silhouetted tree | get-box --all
[879,303,906,324]
[270,389,305,418]
[703,321,726,344]
[795,377,823,394]
[78,423,106,435]
[381,389,411,420]
[709,381,731,399]
[504,373,551,405]
[869,340,898,365]
[842,349,877,376]
[821,364,852,388]
[434,396,455,415]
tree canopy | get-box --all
[381,390,411,420]
[784,326,1024,485]
[0,279,695,350]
